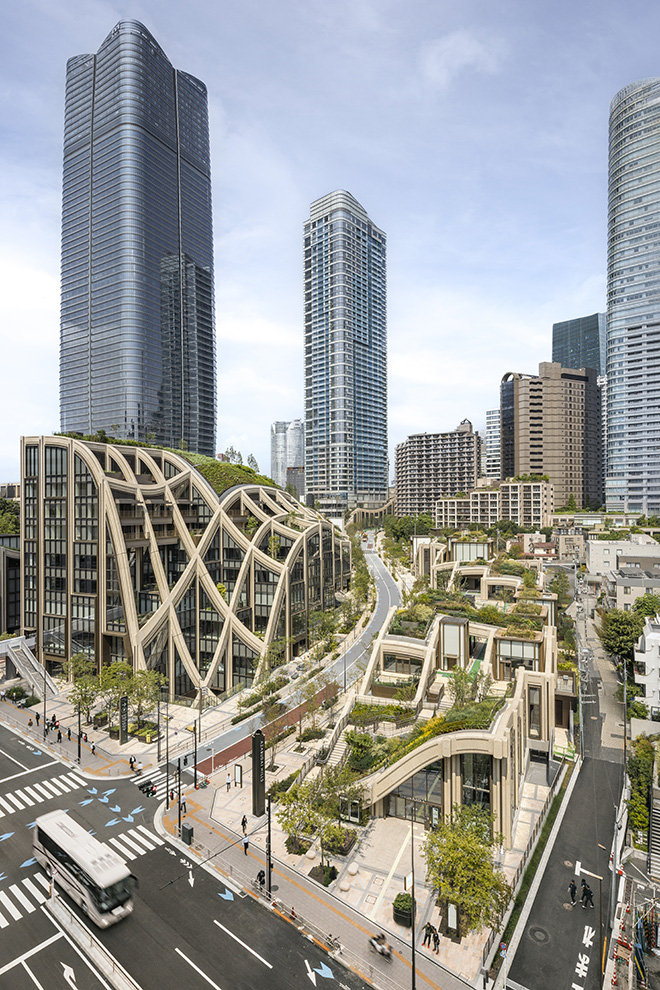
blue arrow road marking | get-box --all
[131,806,145,815]
[102,789,116,796]
[87,787,97,795]
[98,797,109,803]
[313,963,334,979]
[0,873,6,882]
[123,815,134,823]
[110,805,121,812]
[104,818,121,827]
[0,833,15,843]
[79,798,94,807]
[218,890,234,901]
[20,858,36,869]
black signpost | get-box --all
[251,729,265,817]
[119,695,129,746]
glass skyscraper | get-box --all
[552,313,606,376]
[607,79,660,513]
[60,21,216,455]
[304,191,388,515]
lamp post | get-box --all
[42,662,47,742]
[267,796,272,897]
[77,703,81,764]
[409,801,417,990]
[177,757,182,836]
[166,697,170,810]
[194,718,198,789]
[157,694,161,763]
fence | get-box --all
[481,760,569,972]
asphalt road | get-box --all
[0,721,371,990]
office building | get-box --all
[500,362,602,509]
[304,191,388,515]
[21,436,351,693]
[552,313,606,376]
[607,79,660,513]
[484,409,501,479]
[270,420,304,490]
[395,420,481,517]
[60,21,216,455]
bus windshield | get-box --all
[93,875,136,913]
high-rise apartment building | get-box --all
[270,420,304,490]
[395,420,481,517]
[60,21,216,455]
[304,191,388,515]
[552,313,606,376]
[484,409,501,478]
[500,362,602,509]
[607,80,660,513]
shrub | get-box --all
[269,771,299,799]
[393,892,413,912]
[299,727,326,741]
[6,686,26,701]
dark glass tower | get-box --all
[60,21,216,455]
[303,191,388,515]
[552,313,606,376]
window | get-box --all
[528,685,541,738]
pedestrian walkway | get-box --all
[0,872,50,929]
[106,825,164,862]
[0,771,86,816]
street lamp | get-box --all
[408,801,417,990]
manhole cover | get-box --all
[591,716,598,720]
[529,926,550,944]
[564,860,573,868]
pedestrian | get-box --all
[241,814,247,835]
[129,756,135,771]
[181,797,187,815]
[57,729,62,743]
[67,727,71,741]
[0,689,5,702]
[226,772,231,792]
[568,879,577,904]
[257,869,265,888]
[583,885,595,909]
[91,743,96,756]
[35,711,40,726]
[432,928,440,954]
[242,834,249,855]
[137,760,143,774]
[423,921,434,947]
[28,718,33,727]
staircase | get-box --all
[1,637,58,700]
[649,792,660,880]
[326,731,348,769]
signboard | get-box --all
[251,730,265,816]
[119,695,129,746]
[404,871,413,892]
[234,764,243,788]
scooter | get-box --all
[368,934,392,959]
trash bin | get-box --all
[182,823,193,846]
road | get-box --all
[0,715,372,990]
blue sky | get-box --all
[1,0,659,483]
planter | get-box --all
[93,713,108,729]
[108,727,120,740]
[392,893,413,927]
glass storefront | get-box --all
[387,760,443,824]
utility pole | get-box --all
[410,802,417,990]
[194,718,198,789]
[177,757,182,836]
[267,796,272,897]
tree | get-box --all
[261,694,284,769]
[447,668,473,708]
[99,661,133,724]
[276,781,319,846]
[224,445,243,465]
[549,570,571,607]
[614,681,649,720]
[263,637,290,671]
[65,652,97,682]
[69,675,98,723]
[268,534,281,560]
[0,498,20,535]
[319,765,365,824]
[129,670,167,729]
[247,454,259,471]
[597,609,644,663]
[422,805,511,934]
[633,593,660,618]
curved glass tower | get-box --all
[303,191,388,515]
[607,79,660,512]
[60,21,216,455]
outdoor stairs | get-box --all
[649,792,660,880]
[2,637,58,699]
[326,730,348,769]
[437,691,454,715]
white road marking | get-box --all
[137,824,163,845]
[33,873,50,892]
[0,908,8,928]
[31,783,55,801]
[116,834,146,856]
[14,789,34,806]
[22,962,47,990]
[128,828,155,850]
[213,920,273,968]
[5,793,25,811]
[22,878,46,904]
[23,786,45,803]
[38,780,65,797]
[9,884,36,913]
[0,890,23,921]
[0,761,59,786]
[0,931,64,976]
[108,837,137,861]
[0,748,29,770]
[175,948,224,989]
[0,796,16,814]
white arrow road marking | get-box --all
[61,962,78,988]
[213,921,272,968]
[188,870,194,888]
[175,948,223,990]
[575,859,582,877]
[305,960,317,986]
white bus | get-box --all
[33,810,137,927]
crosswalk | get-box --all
[0,825,164,930]
[107,824,164,861]
[0,772,85,817]
[131,766,172,801]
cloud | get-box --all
[418,30,504,92]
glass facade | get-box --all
[552,313,606,376]
[304,191,388,513]
[60,20,216,455]
[607,79,660,513]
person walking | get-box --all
[257,869,265,889]
[241,814,248,835]
[583,884,595,909]
[181,797,187,815]
[129,756,135,771]
[137,760,143,774]
[242,834,249,855]
[226,772,231,792]
[35,711,40,727]
[91,743,96,756]
[432,928,440,954]
[57,729,62,743]
[423,922,434,947]
[568,879,577,904]
[67,727,71,741]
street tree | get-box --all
[633,593,660,618]
[65,652,96,681]
[422,805,511,934]
[99,661,133,725]
[597,609,644,663]
[261,694,284,769]
[276,781,319,848]
[129,670,167,729]
[69,675,98,724]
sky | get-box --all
[2,0,660,484]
